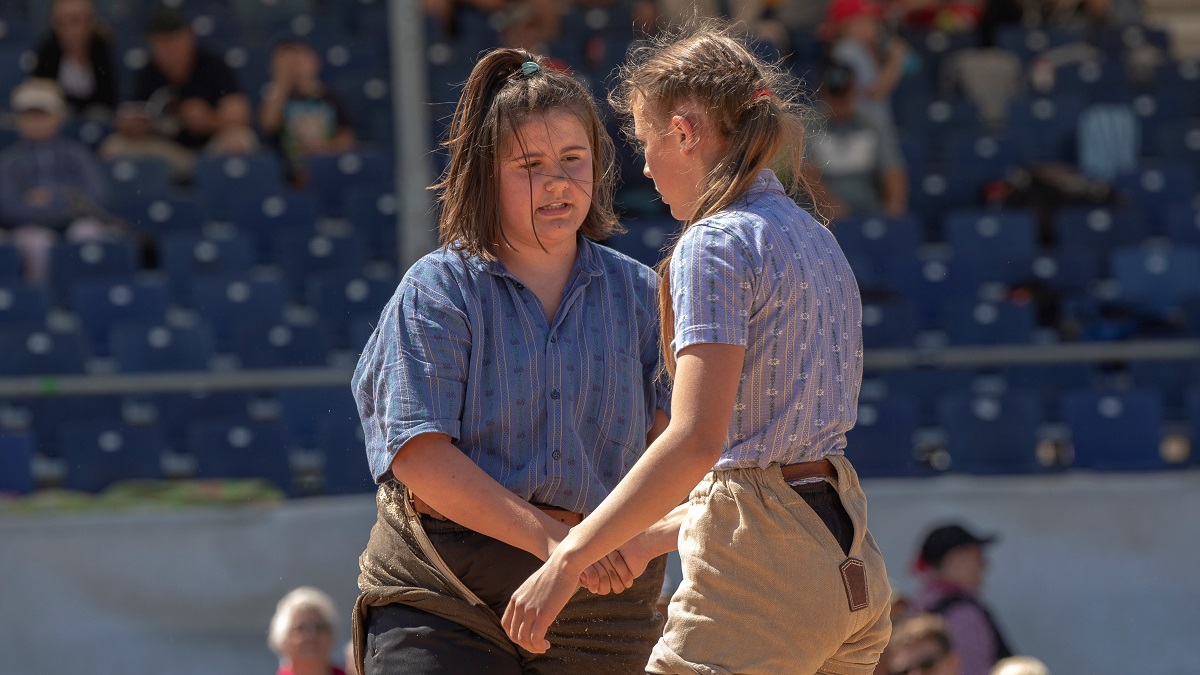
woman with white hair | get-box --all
[268,587,346,675]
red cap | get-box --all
[824,0,884,32]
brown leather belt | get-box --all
[410,493,584,527]
[780,458,837,483]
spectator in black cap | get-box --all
[800,60,908,221]
[909,522,1014,675]
[99,7,257,180]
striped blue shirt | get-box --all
[353,237,669,514]
[671,170,863,469]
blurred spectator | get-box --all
[911,522,1014,675]
[873,591,914,675]
[259,39,355,187]
[823,0,912,130]
[1041,0,1142,30]
[0,79,114,284]
[268,587,347,675]
[802,61,908,219]
[893,0,984,33]
[887,613,961,675]
[498,0,569,71]
[99,8,257,181]
[32,0,118,118]
[342,640,357,675]
[991,655,1050,675]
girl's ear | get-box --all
[671,114,701,155]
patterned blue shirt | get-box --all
[671,170,863,469]
[353,237,669,514]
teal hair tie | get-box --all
[520,61,540,76]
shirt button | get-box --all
[552,449,562,460]
[515,283,525,290]
[550,390,560,400]
[549,336,556,344]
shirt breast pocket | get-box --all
[585,351,646,464]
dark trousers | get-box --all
[364,518,666,675]
[792,480,855,557]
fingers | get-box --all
[605,551,636,591]
[503,601,552,654]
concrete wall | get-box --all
[2,472,1198,674]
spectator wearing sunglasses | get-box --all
[887,613,960,675]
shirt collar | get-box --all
[467,235,605,280]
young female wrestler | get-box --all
[505,25,893,674]
[350,48,670,674]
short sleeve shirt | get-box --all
[670,170,864,469]
[352,238,669,514]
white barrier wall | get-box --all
[2,472,1198,675]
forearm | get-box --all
[868,54,906,100]
[635,502,689,558]
[881,168,908,215]
[555,424,720,573]
[392,434,569,560]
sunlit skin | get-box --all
[495,110,595,320]
[631,96,726,223]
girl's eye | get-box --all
[562,155,582,163]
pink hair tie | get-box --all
[752,89,771,101]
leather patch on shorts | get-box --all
[840,558,868,612]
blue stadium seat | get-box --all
[1111,245,1200,315]
[995,25,1080,62]
[189,276,289,351]
[59,422,165,492]
[187,419,294,491]
[1063,388,1168,470]
[349,313,378,351]
[303,150,394,216]
[897,133,931,178]
[1130,91,1192,152]
[333,73,393,142]
[273,232,370,295]
[159,232,257,298]
[0,327,88,375]
[1113,164,1197,230]
[1183,294,1200,337]
[220,43,271,95]
[278,387,359,448]
[29,396,124,455]
[0,46,34,108]
[832,213,921,283]
[194,154,285,217]
[1163,203,1200,247]
[1029,250,1098,293]
[111,322,215,372]
[120,196,210,237]
[0,244,19,282]
[879,368,978,425]
[1053,206,1148,258]
[233,322,332,369]
[943,208,1037,283]
[845,399,922,478]
[0,432,34,495]
[64,117,111,150]
[306,272,396,348]
[884,258,982,322]
[1152,120,1200,174]
[71,277,170,355]
[1129,360,1200,417]
[50,240,139,304]
[941,132,1024,181]
[604,218,673,268]
[938,300,1036,345]
[228,192,319,261]
[861,299,920,349]
[343,186,400,256]
[105,157,174,212]
[1006,94,1086,163]
[895,97,981,138]
[1054,59,1134,103]
[0,282,49,328]
[315,415,375,494]
[937,391,1044,474]
[313,38,388,79]
[1090,25,1171,59]
[147,392,257,449]
[908,169,986,228]
[1002,364,1095,420]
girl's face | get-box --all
[498,110,594,255]
[632,99,707,223]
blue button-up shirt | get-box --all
[671,170,864,469]
[353,237,669,514]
